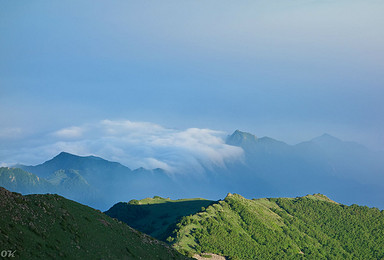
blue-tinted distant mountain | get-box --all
[226,129,259,147]
[6,130,384,210]
[18,151,130,179]
[297,133,369,156]
[0,167,53,194]
[0,166,99,206]
[225,130,384,208]
[46,169,98,201]
[295,133,384,184]
[17,152,133,204]
[227,130,291,158]
[311,132,341,143]
[14,152,175,210]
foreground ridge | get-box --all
[0,187,190,260]
[108,193,384,259]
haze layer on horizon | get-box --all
[1,0,384,154]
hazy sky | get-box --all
[1,0,384,165]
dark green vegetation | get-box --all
[110,193,384,259]
[105,196,214,241]
[0,187,191,260]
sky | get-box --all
[1,0,384,167]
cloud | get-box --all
[2,119,244,174]
[0,127,23,139]
[53,126,85,139]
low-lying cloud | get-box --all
[1,120,244,174]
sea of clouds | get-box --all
[0,119,244,174]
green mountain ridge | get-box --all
[0,186,191,260]
[108,193,384,259]
[105,196,214,241]
[172,193,384,259]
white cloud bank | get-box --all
[3,120,244,174]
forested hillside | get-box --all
[169,193,384,259]
[110,193,384,259]
[0,187,190,260]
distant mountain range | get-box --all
[224,130,384,208]
[7,152,175,209]
[1,130,383,209]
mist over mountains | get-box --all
[1,130,383,210]
[1,120,243,174]
[225,130,384,208]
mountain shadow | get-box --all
[105,196,214,241]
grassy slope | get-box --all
[169,193,384,259]
[105,196,214,241]
[0,187,191,260]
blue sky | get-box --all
[1,0,384,165]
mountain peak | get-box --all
[304,193,338,204]
[52,152,108,163]
[226,130,258,146]
[55,151,77,159]
[311,133,341,144]
[233,129,257,138]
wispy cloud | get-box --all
[1,120,244,174]
[0,127,23,139]
[53,126,85,139]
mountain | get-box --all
[0,187,191,260]
[226,129,259,149]
[172,193,384,259]
[45,169,98,203]
[227,130,290,154]
[296,133,384,183]
[7,129,384,209]
[0,167,101,208]
[18,151,131,183]
[14,152,177,210]
[105,196,214,241]
[0,167,53,194]
[109,193,384,259]
[225,130,384,208]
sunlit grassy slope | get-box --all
[108,193,384,259]
[0,187,191,260]
[169,193,384,259]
